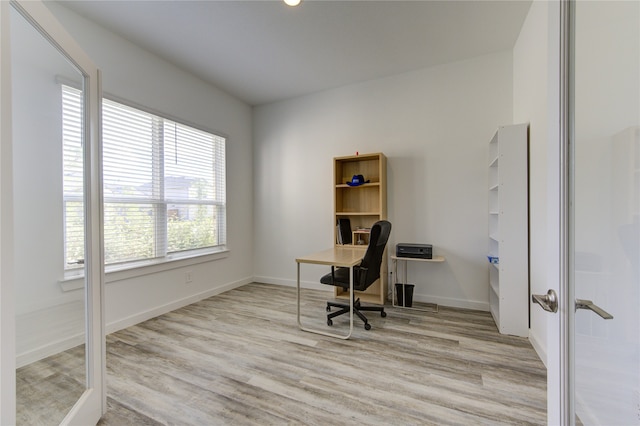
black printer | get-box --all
[396,243,432,259]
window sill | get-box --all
[59,248,229,292]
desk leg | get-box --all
[296,261,353,339]
[404,260,408,307]
[392,258,397,307]
[296,262,301,328]
[348,264,354,334]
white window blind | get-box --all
[62,85,226,270]
[62,86,85,268]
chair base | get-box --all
[326,298,386,330]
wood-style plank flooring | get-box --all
[99,283,546,425]
[16,345,86,425]
[18,282,547,425]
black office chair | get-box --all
[320,220,391,330]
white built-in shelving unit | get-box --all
[488,123,529,337]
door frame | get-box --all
[559,0,573,423]
[0,1,105,424]
[551,0,593,423]
[0,1,17,422]
[544,0,571,423]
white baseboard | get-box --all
[255,277,490,311]
[528,328,547,367]
[17,276,492,368]
[17,334,85,369]
[410,293,490,312]
[16,299,85,368]
[17,277,253,367]
[106,276,253,335]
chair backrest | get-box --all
[356,220,391,290]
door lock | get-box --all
[532,289,558,313]
[575,299,613,319]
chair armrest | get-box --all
[355,266,368,288]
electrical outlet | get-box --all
[185,271,193,284]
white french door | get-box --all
[543,0,640,424]
[570,0,639,424]
[0,1,104,424]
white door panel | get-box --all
[571,1,639,424]
[1,1,104,424]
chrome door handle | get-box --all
[532,289,558,313]
[575,299,613,319]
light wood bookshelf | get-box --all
[333,152,387,304]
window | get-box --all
[62,86,226,271]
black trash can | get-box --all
[395,283,414,307]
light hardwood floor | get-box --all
[19,282,547,425]
[98,282,546,425]
[16,345,86,425]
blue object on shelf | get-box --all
[487,255,499,265]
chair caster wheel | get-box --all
[327,319,333,326]
[381,311,387,318]
[364,323,371,330]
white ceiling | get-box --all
[60,0,532,106]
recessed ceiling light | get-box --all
[284,0,301,6]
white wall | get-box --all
[48,3,256,331]
[513,0,549,364]
[14,3,254,363]
[253,52,513,310]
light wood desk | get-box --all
[296,246,366,339]
[391,254,445,313]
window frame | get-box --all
[62,86,229,281]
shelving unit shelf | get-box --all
[488,124,529,337]
[333,152,387,305]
